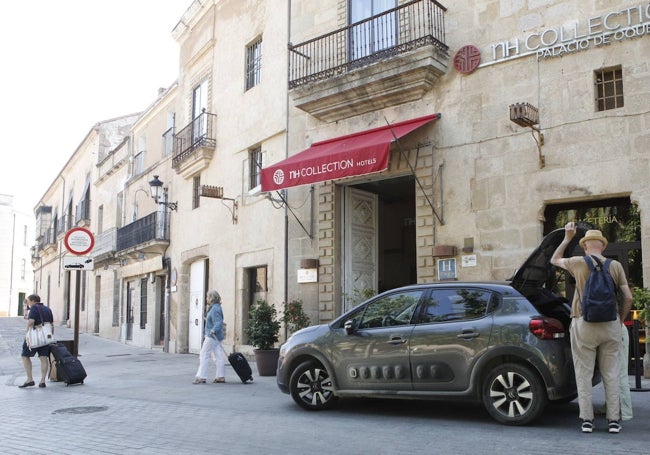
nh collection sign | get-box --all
[487,3,650,64]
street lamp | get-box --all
[148,174,175,353]
[148,175,178,211]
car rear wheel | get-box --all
[482,363,547,425]
[289,361,338,410]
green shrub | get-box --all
[245,299,281,350]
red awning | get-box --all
[261,113,440,192]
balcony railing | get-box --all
[55,215,72,237]
[91,228,117,259]
[289,0,447,89]
[37,228,56,252]
[116,211,169,252]
[172,110,217,170]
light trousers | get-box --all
[619,324,633,420]
[570,317,621,421]
[195,336,225,380]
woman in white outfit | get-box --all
[193,290,226,384]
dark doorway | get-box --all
[355,175,416,292]
[544,197,642,288]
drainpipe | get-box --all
[283,0,292,341]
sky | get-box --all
[0,0,191,215]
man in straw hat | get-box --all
[551,222,632,434]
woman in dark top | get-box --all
[19,294,54,388]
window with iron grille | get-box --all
[595,67,623,111]
[140,278,148,329]
[249,146,262,189]
[162,112,175,157]
[112,273,119,327]
[245,37,262,90]
[193,175,201,209]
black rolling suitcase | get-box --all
[223,347,253,383]
[50,342,87,385]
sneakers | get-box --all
[580,419,622,433]
[608,420,621,434]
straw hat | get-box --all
[579,229,608,248]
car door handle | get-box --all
[457,330,480,339]
[387,336,407,345]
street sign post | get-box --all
[64,227,95,255]
[63,227,95,359]
[63,256,94,270]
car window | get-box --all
[356,290,423,329]
[419,288,493,323]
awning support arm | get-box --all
[267,188,314,239]
[385,117,444,225]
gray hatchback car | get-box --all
[277,228,590,425]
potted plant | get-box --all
[245,299,281,376]
[283,298,311,334]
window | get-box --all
[163,112,175,157]
[243,265,268,345]
[347,290,422,330]
[595,67,623,111]
[245,37,262,90]
[140,278,148,329]
[21,259,26,280]
[112,274,119,327]
[193,80,208,141]
[97,205,104,235]
[193,175,201,209]
[420,289,493,323]
[81,272,87,312]
[349,0,396,59]
[131,136,146,177]
[249,146,262,189]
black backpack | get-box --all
[580,255,617,322]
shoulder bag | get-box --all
[25,306,55,349]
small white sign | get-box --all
[297,268,318,283]
[63,256,94,270]
[461,254,477,267]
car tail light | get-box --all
[529,317,565,340]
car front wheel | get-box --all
[482,363,547,425]
[289,361,338,410]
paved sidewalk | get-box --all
[1,317,649,455]
[0,317,280,455]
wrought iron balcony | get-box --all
[91,227,117,261]
[289,0,448,121]
[116,211,169,253]
[289,0,447,87]
[172,110,217,177]
[36,228,57,254]
[55,215,72,238]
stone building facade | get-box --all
[0,195,33,317]
[31,0,649,366]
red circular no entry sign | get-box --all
[64,227,95,255]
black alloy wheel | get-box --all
[482,363,547,425]
[289,361,338,410]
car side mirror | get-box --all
[344,320,355,335]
